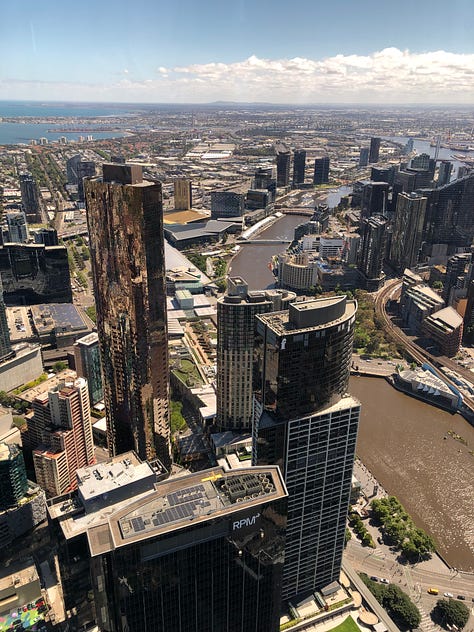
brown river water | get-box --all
[350,376,474,571]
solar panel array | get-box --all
[167,484,206,506]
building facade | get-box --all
[368,137,381,163]
[357,215,388,291]
[313,157,330,185]
[210,191,245,218]
[252,297,360,601]
[217,277,295,431]
[19,173,41,222]
[85,164,171,467]
[30,377,95,497]
[173,178,193,211]
[390,192,427,271]
[0,443,28,509]
[292,149,306,186]
[74,332,103,405]
[276,146,291,187]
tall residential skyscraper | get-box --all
[84,164,171,467]
[313,157,330,185]
[216,277,295,431]
[292,149,306,186]
[66,154,82,185]
[360,181,389,218]
[74,332,103,405]
[390,192,427,271]
[173,178,193,210]
[276,145,291,187]
[368,137,381,163]
[30,377,95,497]
[253,296,360,601]
[19,173,41,222]
[357,214,388,291]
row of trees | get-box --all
[371,496,436,562]
[353,290,399,357]
[348,509,375,548]
[360,574,421,630]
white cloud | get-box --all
[3,48,474,103]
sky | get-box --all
[1,0,474,104]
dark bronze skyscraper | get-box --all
[85,164,170,468]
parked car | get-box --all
[444,592,454,598]
[370,576,379,582]
[457,595,466,600]
[428,588,439,595]
[380,578,389,584]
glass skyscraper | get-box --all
[253,296,360,601]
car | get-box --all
[380,578,389,584]
[428,588,439,595]
[444,592,454,598]
[457,595,466,600]
[377,536,383,544]
[370,576,379,582]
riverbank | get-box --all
[350,375,474,571]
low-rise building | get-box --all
[422,307,463,357]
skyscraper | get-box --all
[19,173,41,222]
[276,145,291,187]
[359,147,369,167]
[437,160,453,187]
[173,178,193,210]
[5,211,29,243]
[66,154,82,185]
[368,137,381,163]
[360,181,389,218]
[30,377,95,497]
[357,214,388,291]
[76,160,96,202]
[313,157,330,185]
[0,275,13,363]
[84,164,171,467]
[74,332,103,405]
[253,296,360,601]
[0,443,28,509]
[216,277,295,431]
[390,192,427,271]
[292,149,306,186]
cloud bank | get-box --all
[3,48,474,103]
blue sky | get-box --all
[1,0,474,103]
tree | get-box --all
[53,361,68,372]
[433,599,469,630]
[344,527,352,546]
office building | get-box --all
[210,190,245,218]
[313,157,330,185]
[371,165,397,185]
[245,189,270,210]
[74,332,103,405]
[48,458,287,632]
[422,307,463,357]
[411,153,430,170]
[357,215,388,291]
[368,137,381,163]
[76,161,96,202]
[19,173,41,222]
[0,243,72,305]
[173,178,193,211]
[30,377,95,497]
[293,149,306,186]
[33,227,59,246]
[216,277,295,431]
[85,164,171,467]
[5,211,29,243]
[276,145,291,187]
[0,276,13,363]
[253,296,359,600]
[437,160,453,187]
[0,443,28,509]
[390,192,427,271]
[358,147,369,167]
[443,252,471,304]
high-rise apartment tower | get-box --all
[84,164,171,468]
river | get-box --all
[350,375,474,571]
[229,214,307,290]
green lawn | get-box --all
[328,616,361,632]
